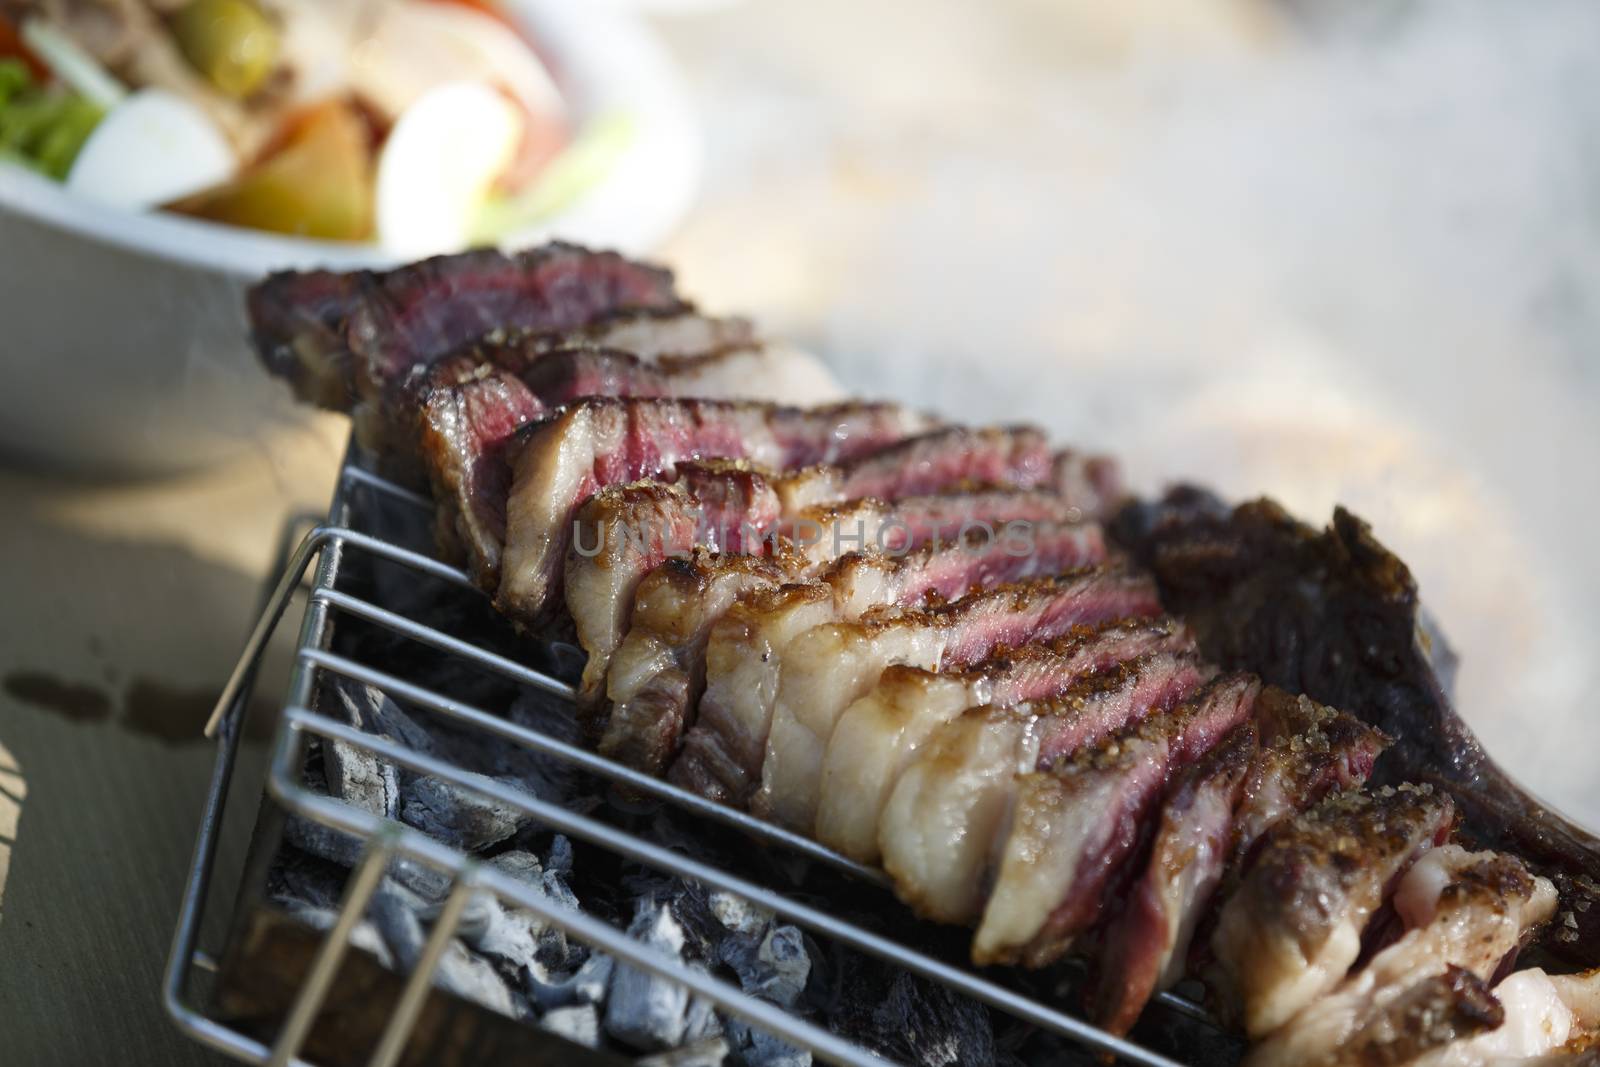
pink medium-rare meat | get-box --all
[597,519,1110,778]
[673,493,1123,808]
[417,356,546,588]
[1245,846,1557,1067]
[772,426,1055,513]
[877,619,1200,924]
[1091,721,1259,1036]
[1052,449,1127,520]
[1209,783,1457,1038]
[419,340,843,589]
[972,672,1259,969]
[1090,686,1389,1036]
[249,243,685,427]
[566,462,783,709]
[496,397,933,622]
[574,482,1100,742]
[1231,688,1391,873]
[816,640,1201,865]
[753,566,1162,832]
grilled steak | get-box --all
[1114,488,1600,967]
[1093,721,1259,1035]
[497,397,933,622]
[753,567,1163,832]
[249,244,683,416]
[973,672,1256,968]
[567,462,783,708]
[597,520,1109,777]
[1411,967,1600,1066]
[1245,847,1556,1067]
[1210,783,1456,1037]
[877,619,1200,924]
[817,640,1199,865]
[773,425,1055,512]
[593,549,790,771]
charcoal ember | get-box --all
[544,834,575,877]
[709,892,772,936]
[334,681,436,754]
[684,996,724,1045]
[489,849,545,883]
[367,878,521,1018]
[528,951,614,1011]
[400,771,528,852]
[639,1038,731,1067]
[446,892,544,975]
[604,901,691,1051]
[719,926,809,1011]
[324,738,400,819]
[282,814,367,871]
[500,693,588,802]
[811,955,996,1067]
[723,1021,810,1067]
[540,1004,601,1048]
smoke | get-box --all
[666,0,1600,821]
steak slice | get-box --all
[878,619,1201,924]
[753,567,1162,832]
[1091,685,1390,1035]
[1208,783,1456,1038]
[567,462,783,708]
[973,672,1257,968]
[773,426,1056,512]
[1411,968,1600,1067]
[592,549,790,771]
[818,640,1202,865]
[497,397,933,623]
[249,243,683,416]
[1113,488,1600,967]
[1246,847,1556,1067]
[597,520,1109,778]
[672,490,1125,807]
[1091,721,1259,1035]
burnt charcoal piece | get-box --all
[1113,489,1600,966]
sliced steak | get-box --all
[878,619,1201,924]
[598,520,1109,778]
[1412,968,1600,1067]
[250,244,686,456]
[753,567,1162,832]
[973,672,1257,968]
[1232,688,1391,873]
[1246,847,1556,1067]
[773,426,1055,512]
[1092,721,1259,1035]
[817,639,1201,865]
[1113,488,1600,966]
[1091,684,1391,1035]
[592,550,789,772]
[1209,783,1456,1038]
[567,462,783,708]
[497,397,933,623]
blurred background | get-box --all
[2,0,1598,1061]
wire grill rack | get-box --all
[164,437,1221,1067]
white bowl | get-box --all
[0,0,699,476]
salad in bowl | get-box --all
[0,0,698,473]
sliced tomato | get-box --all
[0,15,49,81]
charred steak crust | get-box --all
[1113,488,1600,966]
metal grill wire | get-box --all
[165,442,1212,1067]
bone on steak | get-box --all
[1208,783,1456,1038]
[752,566,1163,832]
[597,518,1109,778]
[1113,487,1600,968]
[496,397,934,623]
[972,671,1254,969]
